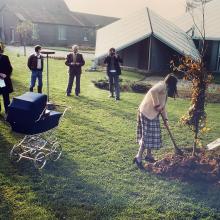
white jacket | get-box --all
[139,81,168,120]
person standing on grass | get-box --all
[133,74,178,169]
[0,42,13,114]
[104,48,123,101]
[27,45,44,93]
[65,45,85,97]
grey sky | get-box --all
[64,0,186,20]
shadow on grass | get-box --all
[0,148,128,219]
[0,132,15,219]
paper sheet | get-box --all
[0,79,6,88]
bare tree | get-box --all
[16,20,33,56]
[171,0,213,156]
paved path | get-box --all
[6,45,95,60]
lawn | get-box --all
[0,52,220,220]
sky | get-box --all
[64,0,187,20]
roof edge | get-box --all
[95,33,152,59]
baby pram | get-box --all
[7,92,69,169]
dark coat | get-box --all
[0,54,13,94]
[65,53,85,74]
[104,55,123,76]
[27,54,44,71]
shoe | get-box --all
[133,157,144,169]
[66,93,71,96]
[75,94,79,97]
[115,97,120,101]
[145,155,156,163]
[109,94,115,98]
[38,86,42,93]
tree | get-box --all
[16,20,33,56]
[171,0,213,156]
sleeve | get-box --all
[161,106,168,121]
[150,83,165,107]
[65,55,71,67]
[80,54,85,67]
[118,56,123,64]
[104,56,108,64]
[5,56,13,77]
[27,55,32,70]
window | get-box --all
[58,25,67,40]
[32,24,39,40]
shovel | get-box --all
[160,113,182,155]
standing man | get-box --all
[65,45,85,97]
[27,45,44,93]
[0,42,13,114]
[104,48,123,101]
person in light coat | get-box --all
[133,74,178,168]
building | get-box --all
[174,0,220,74]
[95,7,200,75]
[0,0,118,47]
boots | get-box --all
[30,87,33,92]
[38,86,42,93]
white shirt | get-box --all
[36,53,42,69]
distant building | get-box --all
[174,0,220,74]
[0,0,118,47]
[95,7,200,75]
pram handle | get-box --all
[35,104,71,122]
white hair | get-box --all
[72,45,79,50]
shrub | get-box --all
[130,81,151,93]
[92,78,151,93]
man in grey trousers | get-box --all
[104,48,123,101]
[65,45,85,97]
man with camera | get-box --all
[104,48,123,101]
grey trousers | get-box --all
[108,74,120,98]
[66,72,81,95]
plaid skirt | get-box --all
[136,111,162,149]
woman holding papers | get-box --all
[0,43,13,114]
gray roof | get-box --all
[174,0,220,40]
[2,0,82,26]
[71,11,119,28]
[95,7,200,60]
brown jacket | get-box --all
[139,81,168,120]
[27,54,44,71]
[65,53,85,74]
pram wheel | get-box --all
[10,145,23,162]
[34,152,47,169]
[49,142,62,161]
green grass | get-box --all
[0,52,220,219]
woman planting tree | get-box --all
[133,74,178,169]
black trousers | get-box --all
[0,92,10,113]
[66,72,81,95]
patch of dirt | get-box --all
[145,148,220,185]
